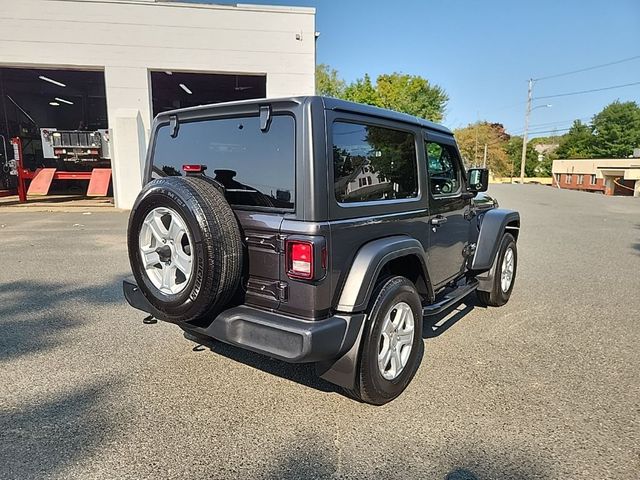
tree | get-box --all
[374,73,448,122]
[555,120,594,159]
[506,136,540,177]
[318,66,448,122]
[315,64,346,97]
[343,74,379,106]
[591,100,640,158]
[454,122,511,175]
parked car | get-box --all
[124,96,520,405]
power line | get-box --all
[534,55,640,81]
[526,127,571,136]
[535,81,640,100]
[527,117,591,129]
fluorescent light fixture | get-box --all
[55,97,73,105]
[49,101,60,106]
[39,75,66,87]
[179,83,192,95]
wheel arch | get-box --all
[335,236,433,313]
[471,208,520,272]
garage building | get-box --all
[0,0,316,208]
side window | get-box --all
[425,141,461,197]
[333,121,418,203]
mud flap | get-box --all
[316,314,366,389]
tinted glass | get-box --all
[333,122,418,203]
[152,115,295,210]
[426,142,461,196]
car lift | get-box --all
[11,137,112,202]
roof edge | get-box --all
[52,0,316,15]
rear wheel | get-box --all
[128,176,243,323]
[347,276,423,405]
[476,233,517,307]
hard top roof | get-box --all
[155,95,452,134]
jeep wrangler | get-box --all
[124,96,520,405]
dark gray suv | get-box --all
[124,96,520,405]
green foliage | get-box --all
[453,122,511,175]
[374,73,448,122]
[316,66,448,122]
[315,64,346,97]
[555,101,640,159]
[591,101,640,158]
[556,120,594,159]
[506,136,540,177]
[343,74,379,106]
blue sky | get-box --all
[192,0,640,136]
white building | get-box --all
[0,0,316,208]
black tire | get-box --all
[476,233,517,307]
[128,176,243,323]
[348,276,424,405]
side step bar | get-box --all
[422,280,478,317]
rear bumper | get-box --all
[123,278,364,363]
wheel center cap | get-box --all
[156,244,172,263]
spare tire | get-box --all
[127,176,243,323]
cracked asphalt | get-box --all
[1,184,639,479]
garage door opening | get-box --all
[150,71,266,116]
[0,67,111,202]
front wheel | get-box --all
[347,276,424,405]
[476,233,517,307]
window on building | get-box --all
[566,174,573,183]
[590,174,597,185]
[554,173,561,184]
[577,174,584,184]
[333,121,418,203]
[425,142,461,196]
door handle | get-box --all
[430,216,448,226]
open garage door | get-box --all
[150,71,266,116]
[0,67,110,201]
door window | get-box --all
[425,141,461,197]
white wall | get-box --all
[0,0,316,208]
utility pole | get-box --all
[474,124,479,166]
[483,143,488,168]
[519,78,533,184]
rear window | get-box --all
[151,115,295,210]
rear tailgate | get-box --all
[236,211,285,311]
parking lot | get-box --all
[0,184,638,479]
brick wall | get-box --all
[552,173,605,192]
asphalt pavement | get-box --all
[0,184,638,479]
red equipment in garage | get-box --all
[11,135,112,202]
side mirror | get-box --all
[467,168,489,193]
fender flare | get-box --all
[336,235,430,313]
[471,208,520,271]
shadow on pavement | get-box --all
[186,332,338,394]
[184,292,479,397]
[423,295,478,339]
[632,225,640,255]
[0,380,119,479]
[258,435,549,479]
[0,277,126,361]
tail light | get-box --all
[286,240,313,279]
